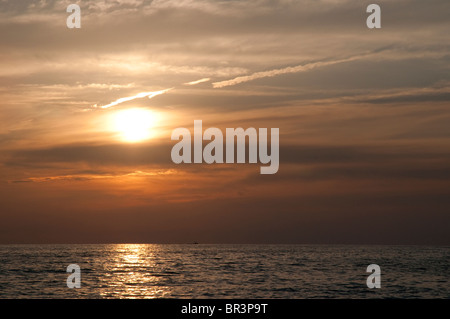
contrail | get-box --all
[212,56,363,88]
[90,50,387,107]
[93,88,173,109]
[184,78,211,86]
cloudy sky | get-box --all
[0,0,449,244]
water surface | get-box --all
[0,244,448,298]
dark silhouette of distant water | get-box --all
[0,244,448,298]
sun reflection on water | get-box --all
[99,244,173,299]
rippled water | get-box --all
[0,244,448,298]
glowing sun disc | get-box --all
[114,108,156,142]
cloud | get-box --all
[10,169,176,183]
[184,78,210,85]
[8,140,450,169]
[212,55,371,88]
[93,88,173,109]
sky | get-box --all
[0,0,449,244]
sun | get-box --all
[114,108,157,142]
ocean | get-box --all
[0,244,448,299]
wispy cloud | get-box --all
[184,78,211,86]
[93,88,173,109]
[10,170,177,183]
[212,56,365,88]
